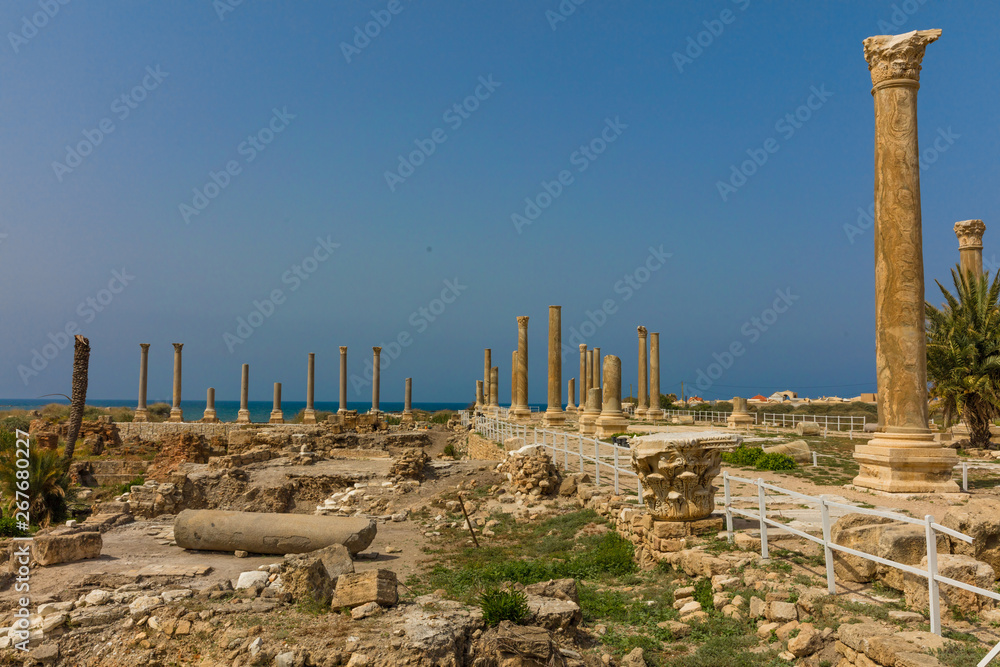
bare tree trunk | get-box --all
[63,335,90,462]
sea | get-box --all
[0,398,546,423]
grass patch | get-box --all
[479,587,529,626]
[935,642,988,667]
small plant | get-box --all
[0,436,70,527]
[115,477,145,495]
[385,416,401,426]
[443,443,458,458]
[479,587,530,626]
[693,577,713,611]
[721,445,764,467]
[755,452,796,471]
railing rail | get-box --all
[722,472,999,665]
[472,414,643,502]
[661,409,867,431]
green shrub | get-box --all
[755,453,796,471]
[115,477,145,495]
[0,516,27,537]
[479,587,530,626]
[443,443,458,458]
[721,445,764,467]
[0,416,30,434]
[385,416,401,426]
[147,403,171,420]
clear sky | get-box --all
[2,1,999,405]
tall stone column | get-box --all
[371,347,382,414]
[303,352,317,424]
[544,306,565,426]
[134,343,150,422]
[854,28,957,493]
[579,344,588,409]
[483,349,491,410]
[338,346,348,414]
[955,219,986,277]
[402,378,414,424]
[476,380,485,412]
[237,363,251,423]
[593,347,602,393]
[513,316,531,420]
[511,351,518,410]
[595,355,629,438]
[490,367,499,415]
[648,332,662,420]
[169,343,184,422]
[579,387,601,435]
[270,382,284,423]
[566,378,576,413]
[203,387,218,423]
[636,326,649,418]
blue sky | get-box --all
[2,1,998,404]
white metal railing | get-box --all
[473,415,643,501]
[661,409,867,431]
[722,472,1000,665]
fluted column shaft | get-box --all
[578,344,588,408]
[303,352,317,424]
[490,367,499,408]
[955,219,986,277]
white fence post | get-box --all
[578,435,583,470]
[614,445,620,494]
[594,438,601,485]
[926,514,941,636]
[724,473,733,542]
[812,452,818,467]
[820,497,836,595]
[758,480,769,560]
[564,433,569,469]
[963,462,969,492]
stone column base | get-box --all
[236,410,251,424]
[579,413,598,435]
[401,412,414,424]
[302,409,317,424]
[645,409,662,421]
[727,414,755,429]
[168,408,184,423]
[564,406,577,414]
[133,410,149,422]
[511,407,532,422]
[853,431,959,493]
[202,411,218,423]
[487,406,499,417]
[543,409,566,427]
[269,411,284,424]
[595,415,630,439]
[635,408,648,419]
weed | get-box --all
[479,587,529,626]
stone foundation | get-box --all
[466,433,505,460]
[613,506,725,563]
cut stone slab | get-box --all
[762,440,811,463]
[174,509,376,555]
[32,532,102,566]
[941,498,1000,575]
[335,569,398,608]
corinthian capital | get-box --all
[863,29,941,86]
[954,219,986,249]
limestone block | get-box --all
[334,569,398,608]
[235,571,270,590]
[829,513,948,587]
[904,554,995,616]
[788,623,822,658]
[527,595,581,631]
[941,497,1000,576]
[32,531,102,566]
[767,600,798,623]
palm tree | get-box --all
[926,268,1000,448]
[0,432,69,527]
[62,335,90,461]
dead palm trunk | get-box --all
[62,335,90,462]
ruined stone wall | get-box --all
[466,433,504,460]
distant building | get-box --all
[767,391,798,402]
[749,394,769,403]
